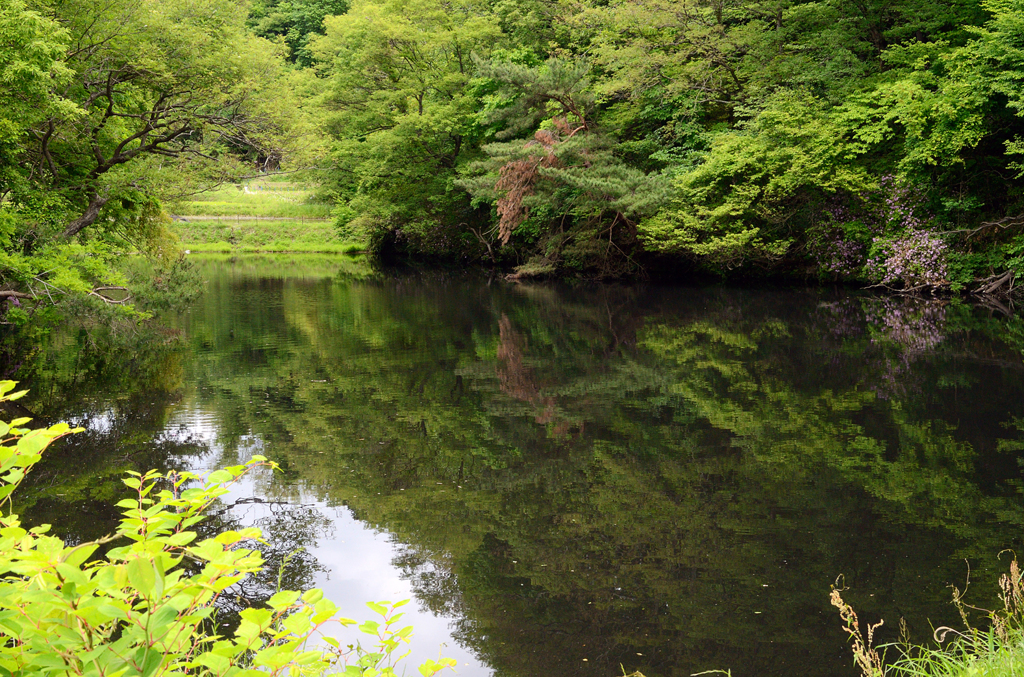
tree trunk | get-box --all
[62,193,109,238]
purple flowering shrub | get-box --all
[876,175,930,231]
[821,237,867,276]
[864,177,950,288]
[812,176,950,288]
[865,229,949,288]
[812,227,868,278]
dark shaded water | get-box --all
[9,254,1024,677]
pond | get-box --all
[10,254,1024,677]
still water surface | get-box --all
[14,254,1024,677]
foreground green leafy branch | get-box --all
[0,380,456,677]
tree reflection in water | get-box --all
[8,256,1024,677]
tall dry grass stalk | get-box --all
[831,577,886,677]
[993,555,1023,644]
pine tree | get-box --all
[460,57,669,278]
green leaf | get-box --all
[126,558,157,597]
[150,603,179,629]
[419,657,457,676]
[207,469,232,484]
[301,588,323,604]
[164,531,197,546]
[282,611,311,636]
[194,651,231,673]
[239,607,274,630]
[15,431,49,455]
[267,590,300,611]
[62,543,99,568]
[139,646,163,677]
[97,603,129,621]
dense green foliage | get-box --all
[305,0,1024,283]
[249,0,351,67]
[9,0,1024,299]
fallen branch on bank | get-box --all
[865,269,1018,300]
[974,270,1015,295]
[88,286,132,304]
[1,283,132,308]
[864,281,944,295]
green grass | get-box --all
[170,177,332,219]
[169,217,362,253]
[167,177,362,253]
[173,201,331,218]
[887,629,1024,677]
[183,241,364,254]
[186,252,373,279]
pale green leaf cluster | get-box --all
[639,91,872,266]
[0,382,457,677]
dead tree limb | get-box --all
[468,226,495,262]
[974,270,1014,295]
[939,214,1024,238]
[88,286,132,304]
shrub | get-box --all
[0,380,456,677]
[866,229,949,290]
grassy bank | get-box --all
[893,632,1024,677]
[173,218,361,253]
[171,176,332,218]
[186,252,373,279]
[168,177,362,253]
[832,558,1024,677]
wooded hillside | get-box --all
[5,0,1024,296]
